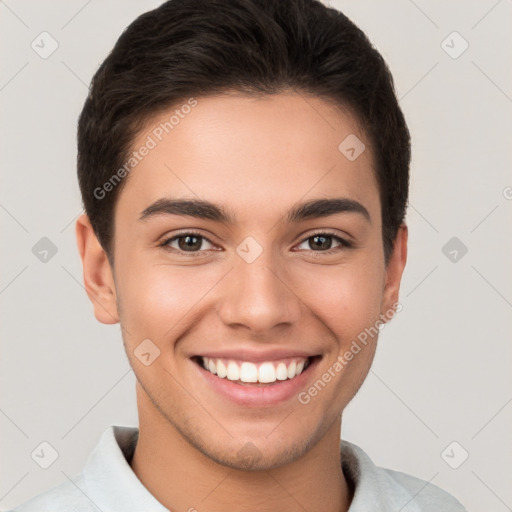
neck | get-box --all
[130,384,353,512]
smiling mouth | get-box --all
[192,355,320,386]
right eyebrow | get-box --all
[139,198,236,224]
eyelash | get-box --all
[158,229,353,257]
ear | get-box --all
[380,223,408,319]
[75,213,120,324]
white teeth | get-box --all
[199,356,311,384]
[276,362,288,381]
[240,362,258,382]
[287,361,296,379]
[216,360,227,378]
[258,362,276,383]
[226,361,240,381]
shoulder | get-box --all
[6,473,98,512]
[340,440,468,512]
[380,466,468,512]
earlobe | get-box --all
[380,223,408,320]
[75,213,120,325]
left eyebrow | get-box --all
[286,198,371,224]
[138,197,371,224]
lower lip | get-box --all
[193,357,321,407]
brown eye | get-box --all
[177,234,203,251]
[296,232,352,253]
[309,234,334,251]
[160,232,216,254]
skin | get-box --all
[76,91,407,512]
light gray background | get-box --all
[1,1,511,510]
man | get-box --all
[11,0,467,510]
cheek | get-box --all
[293,264,383,416]
[292,258,385,341]
[115,255,222,339]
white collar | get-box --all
[80,425,439,512]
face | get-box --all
[77,91,407,471]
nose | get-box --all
[216,249,302,336]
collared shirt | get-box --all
[9,425,467,512]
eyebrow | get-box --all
[139,197,371,224]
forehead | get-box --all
[115,92,380,227]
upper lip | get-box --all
[192,348,319,363]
